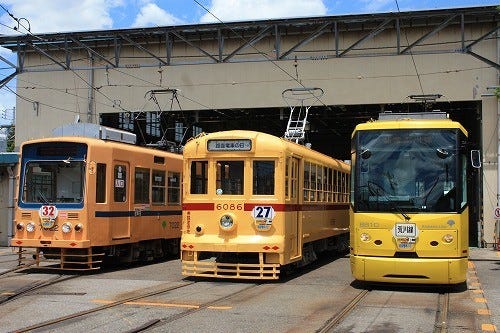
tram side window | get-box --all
[253,161,275,195]
[190,161,208,194]
[96,163,106,203]
[216,161,244,195]
[114,165,127,202]
[285,158,289,198]
[134,168,150,204]
[317,166,324,202]
[152,170,165,204]
[168,171,181,204]
[304,162,310,201]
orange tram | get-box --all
[181,130,350,279]
[12,125,182,270]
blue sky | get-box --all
[0,0,497,125]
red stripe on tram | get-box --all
[182,203,215,210]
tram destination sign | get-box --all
[207,139,252,151]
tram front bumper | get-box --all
[350,255,468,284]
[11,238,91,248]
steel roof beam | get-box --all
[119,34,168,66]
[464,25,500,51]
[339,18,392,57]
[223,25,272,62]
[399,14,457,54]
[279,22,330,59]
[466,50,500,70]
[70,37,116,67]
[170,30,219,63]
[26,41,67,70]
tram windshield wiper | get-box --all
[367,181,411,221]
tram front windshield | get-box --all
[353,129,466,213]
[22,161,85,204]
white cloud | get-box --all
[199,0,328,23]
[360,0,394,12]
[0,0,124,34]
[132,3,184,27]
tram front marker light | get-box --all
[62,223,72,233]
[220,214,235,231]
[360,233,371,242]
[442,234,454,243]
[16,222,24,231]
[26,222,36,233]
[74,223,83,232]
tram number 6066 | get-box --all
[216,203,243,210]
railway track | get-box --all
[0,273,77,305]
[11,280,266,333]
[316,289,371,333]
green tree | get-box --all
[6,125,15,152]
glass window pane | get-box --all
[114,165,127,202]
[96,163,106,203]
[134,167,150,204]
[152,170,166,204]
[168,171,181,204]
[253,161,275,195]
[216,161,244,195]
[190,161,208,194]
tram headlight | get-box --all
[26,222,36,233]
[360,233,371,242]
[442,234,454,243]
[74,223,83,232]
[16,222,24,231]
[220,214,235,231]
[61,222,72,234]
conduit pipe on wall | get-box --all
[7,166,14,245]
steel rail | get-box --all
[316,289,370,333]
[13,281,195,333]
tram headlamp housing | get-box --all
[26,222,36,233]
[61,222,72,234]
[220,214,235,231]
[74,223,83,232]
[442,234,454,243]
[360,233,371,242]
[16,222,24,231]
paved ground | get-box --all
[468,247,500,332]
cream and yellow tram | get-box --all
[181,130,350,279]
[12,126,182,270]
[350,113,469,284]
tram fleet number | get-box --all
[216,203,243,210]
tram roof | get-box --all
[352,117,468,137]
[184,130,349,170]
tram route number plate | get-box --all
[394,223,417,237]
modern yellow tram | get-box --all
[350,112,469,284]
[12,125,182,270]
[181,130,350,279]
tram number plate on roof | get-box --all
[394,223,416,237]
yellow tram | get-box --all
[350,113,469,284]
[12,125,182,270]
[181,130,350,279]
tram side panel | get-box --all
[180,130,350,279]
[12,137,182,270]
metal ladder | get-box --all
[283,87,323,143]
